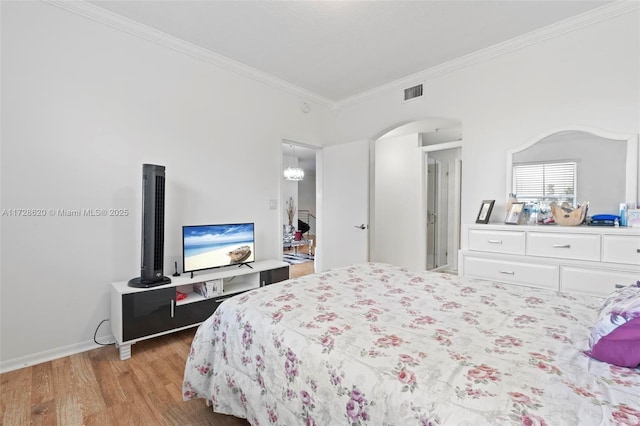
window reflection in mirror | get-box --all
[513,161,577,206]
[512,131,626,214]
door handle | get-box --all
[354,224,368,230]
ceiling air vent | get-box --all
[403,84,423,101]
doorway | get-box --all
[370,119,462,271]
[424,147,462,273]
[426,157,447,269]
[281,142,317,278]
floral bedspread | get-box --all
[183,263,640,425]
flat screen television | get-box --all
[182,223,255,273]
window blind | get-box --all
[513,162,576,205]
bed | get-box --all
[182,262,640,425]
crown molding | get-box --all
[42,0,638,111]
[43,0,334,109]
[335,1,640,110]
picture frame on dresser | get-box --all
[476,200,495,224]
[627,208,640,227]
[505,202,525,224]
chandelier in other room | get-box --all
[284,144,304,181]
[284,166,304,181]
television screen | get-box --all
[182,223,255,273]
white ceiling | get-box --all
[89,0,612,103]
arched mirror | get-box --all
[506,126,639,215]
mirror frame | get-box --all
[506,125,639,205]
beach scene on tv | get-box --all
[183,223,255,272]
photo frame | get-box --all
[476,200,495,224]
[505,202,526,225]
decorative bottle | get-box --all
[529,202,539,225]
[619,203,627,227]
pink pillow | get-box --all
[590,317,640,367]
[587,281,640,367]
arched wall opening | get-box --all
[370,117,463,271]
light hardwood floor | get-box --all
[284,236,316,279]
[288,259,315,279]
[1,247,317,425]
[0,328,249,425]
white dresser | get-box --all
[459,224,640,297]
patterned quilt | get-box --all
[183,263,640,425]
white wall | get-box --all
[372,134,425,270]
[2,1,638,372]
[298,172,316,218]
[0,2,335,370]
[336,10,639,227]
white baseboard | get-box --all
[0,335,116,374]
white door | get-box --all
[317,139,370,271]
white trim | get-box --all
[625,134,639,203]
[420,140,463,153]
[0,337,114,373]
[336,1,640,109]
[315,148,324,272]
[42,0,334,109]
[43,1,638,110]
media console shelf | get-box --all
[111,259,289,360]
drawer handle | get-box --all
[170,299,175,318]
[552,244,571,249]
[615,284,626,289]
[488,239,503,244]
[499,270,515,275]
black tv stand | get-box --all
[111,260,289,360]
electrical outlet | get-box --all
[269,199,277,210]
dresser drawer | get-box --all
[561,266,639,297]
[464,256,558,290]
[602,234,640,265]
[527,232,600,261]
[468,229,525,255]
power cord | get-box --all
[94,319,114,346]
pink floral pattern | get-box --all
[183,263,640,424]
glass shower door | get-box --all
[426,157,449,270]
